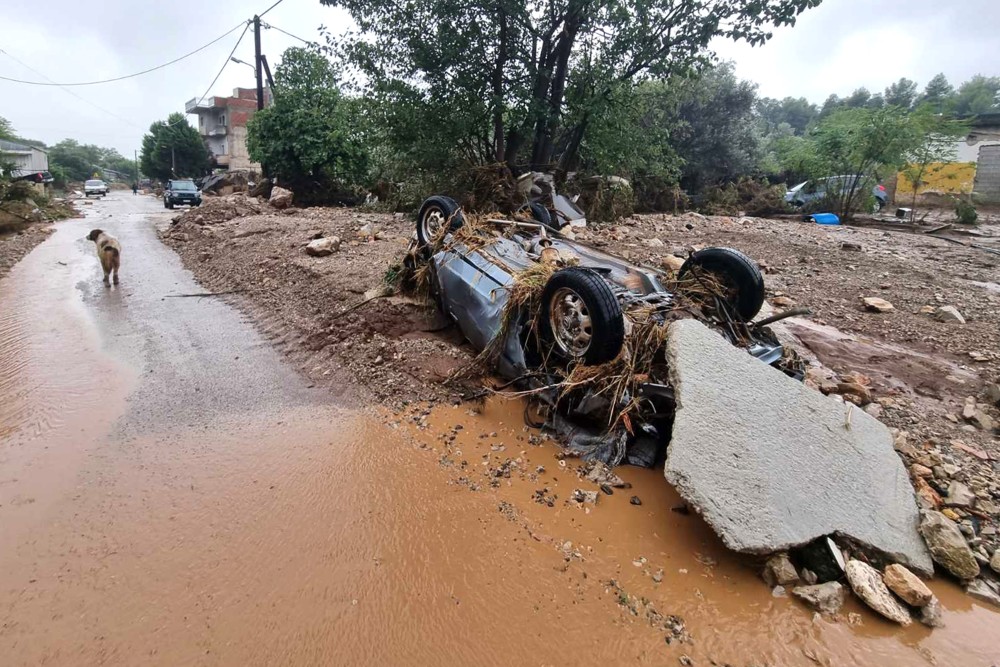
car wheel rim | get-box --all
[421,206,445,243]
[549,287,592,357]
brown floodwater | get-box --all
[2,205,999,666]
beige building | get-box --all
[185,87,270,171]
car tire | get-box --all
[416,195,464,250]
[539,267,624,365]
[872,199,884,213]
[678,247,765,321]
[517,203,559,232]
[166,201,174,210]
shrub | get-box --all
[955,198,978,224]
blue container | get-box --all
[810,213,840,225]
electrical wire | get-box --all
[0,50,144,130]
[261,21,318,46]
[163,21,252,127]
[258,0,287,18]
[0,22,247,87]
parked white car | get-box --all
[84,179,109,197]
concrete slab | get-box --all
[664,319,934,576]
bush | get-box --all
[955,198,978,224]
[564,177,635,222]
[633,175,689,214]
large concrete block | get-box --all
[664,319,933,575]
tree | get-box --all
[757,96,818,135]
[801,106,918,219]
[898,105,969,222]
[884,77,918,109]
[323,0,824,175]
[49,139,104,181]
[918,73,955,113]
[247,47,368,194]
[140,113,210,181]
[0,116,16,141]
[844,87,871,109]
[952,75,1000,116]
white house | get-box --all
[0,139,52,185]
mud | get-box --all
[2,194,999,666]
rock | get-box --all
[919,510,980,580]
[772,295,795,308]
[919,596,944,628]
[661,255,685,273]
[918,305,936,315]
[934,306,966,324]
[962,397,977,420]
[863,297,894,312]
[269,186,293,209]
[763,553,800,587]
[583,460,627,488]
[801,568,818,585]
[663,319,933,575]
[570,489,598,505]
[945,481,976,509]
[914,478,943,510]
[840,242,862,251]
[883,564,933,607]
[965,579,1000,608]
[971,411,995,432]
[844,560,912,625]
[984,383,1000,406]
[836,381,872,405]
[991,550,1000,575]
[791,582,846,615]
[305,237,341,257]
[910,464,933,478]
[644,237,665,248]
[358,222,381,240]
[630,496,642,506]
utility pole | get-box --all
[253,15,264,111]
[134,149,139,184]
[171,146,176,176]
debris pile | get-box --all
[172,194,265,226]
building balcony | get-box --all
[206,127,228,137]
[185,96,220,113]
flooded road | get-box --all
[1,193,998,666]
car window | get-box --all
[171,181,197,191]
[85,180,103,186]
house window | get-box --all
[219,114,227,127]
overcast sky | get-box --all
[1,0,997,157]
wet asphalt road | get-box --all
[73,192,321,434]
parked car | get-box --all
[163,179,202,209]
[84,179,109,197]
[785,175,887,212]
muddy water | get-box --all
[2,201,999,666]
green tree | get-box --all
[246,47,368,192]
[898,105,969,222]
[757,96,818,135]
[801,106,918,219]
[952,75,1000,115]
[845,87,872,108]
[884,77,918,109]
[140,113,210,181]
[324,0,823,175]
[49,139,104,181]
[0,116,16,141]
[918,73,955,113]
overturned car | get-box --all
[409,194,797,466]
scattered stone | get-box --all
[962,397,977,420]
[965,579,1000,608]
[661,255,685,273]
[652,569,664,583]
[914,478,943,509]
[583,461,628,488]
[771,585,787,598]
[570,489,598,505]
[934,306,966,324]
[840,242,862,251]
[863,297,894,313]
[919,510,980,580]
[945,481,976,509]
[971,411,995,432]
[268,186,294,209]
[919,596,944,628]
[763,553,800,587]
[664,319,933,575]
[883,564,933,607]
[630,496,642,506]
[918,305,936,315]
[801,568,818,585]
[772,295,795,308]
[791,582,846,615]
[991,550,1000,575]
[845,560,912,625]
[644,237,665,248]
[910,464,933,478]
[984,383,1000,406]
[305,237,341,257]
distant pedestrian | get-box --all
[132,182,138,195]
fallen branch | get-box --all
[922,223,952,234]
[165,289,248,298]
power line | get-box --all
[0,50,144,130]
[262,21,318,47]
[164,21,252,128]
[0,22,246,87]
[258,0,287,18]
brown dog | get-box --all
[87,229,121,285]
